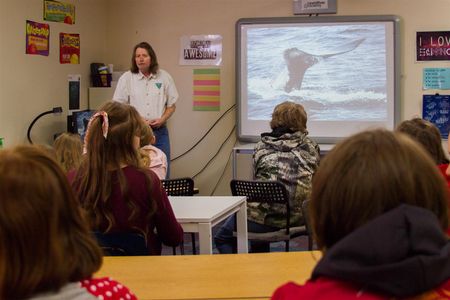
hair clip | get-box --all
[86,111,109,140]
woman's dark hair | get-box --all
[310,129,449,252]
[396,117,449,164]
[0,145,102,299]
[130,41,159,74]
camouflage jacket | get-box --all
[248,130,320,228]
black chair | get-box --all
[301,199,313,251]
[162,177,194,196]
[93,231,148,256]
[161,177,196,255]
[230,179,310,252]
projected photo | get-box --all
[74,110,95,141]
[246,24,388,121]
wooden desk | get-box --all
[169,196,248,254]
[97,251,321,300]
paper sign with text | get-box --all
[25,20,49,56]
[417,31,450,61]
[44,0,75,24]
[60,33,80,64]
[423,68,450,90]
[422,94,450,138]
[180,35,222,66]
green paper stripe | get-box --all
[194,106,220,111]
[193,69,220,75]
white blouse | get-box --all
[113,69,179,120]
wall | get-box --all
[2,0,450,196]
[104,0,450,195]
[340,0,450,118]
[0,0,108,146]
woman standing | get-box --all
[113,41,178,178]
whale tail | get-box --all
[321,38,365,59]
[283,38,365,92]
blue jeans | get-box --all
[214,215,279,253]
[152,125,170,179]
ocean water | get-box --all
[245,24,388,121]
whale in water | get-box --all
[282,38,365,93]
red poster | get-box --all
[417,31,450,61]
[59,32,80,64]
[25,20,50,56]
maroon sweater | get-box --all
[69,166,183,255]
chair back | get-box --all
[301,199,313,250]
[162,177,194,196]
[230,179,291,228]
[93,232,148,256]
[230,179,310,251]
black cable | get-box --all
[27,107,63,144]
[192,125,236,179]
[171,104,236,162]
[210,137,237,196]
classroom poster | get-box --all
[180,35,222,66]
[25,20,49,56]
[43,0,75,24]
[422,94,450,138]
[417,31,450,61]
[423,68,450,89]
[193,69,220,111]
[59,33,80,64]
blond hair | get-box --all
[270,101,307,132]
[140,124,155,147]
[53,132,83,172]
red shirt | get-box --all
[437,164,450,236]
[81,277,137,299]
[272,277,450,300]
[438,164,450,189]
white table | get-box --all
[169,196,248,254]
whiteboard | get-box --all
[236,15,401,143]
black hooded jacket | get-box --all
[312,205,450,297]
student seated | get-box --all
[396,118,450,236]
[69,101,183,255]
[272,129,450,300]
[215,101,320,253]
[396,117,450,186]
[0,145,137,299]
[139,125,168,180]
[53,132,83,172]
